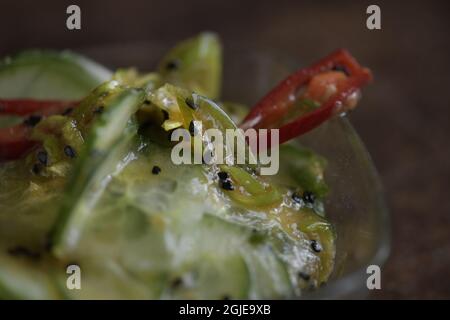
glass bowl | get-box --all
[79,41,390,299]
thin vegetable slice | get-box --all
[51,88,146,258]
[0,50,111,99]
[158,32,222,99]
[241,49,372,147]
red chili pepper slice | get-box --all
[240,49,372,148]
[276,70,371,147]
[0,125,35,160]
[0,99,78,161]
[0,99,77,116]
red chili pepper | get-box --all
[276,71,371,146]
[0,99,78,161]
[0,125,35,160]
[0,99,77,116]
[240,49,372,148]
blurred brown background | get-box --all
[1,0,449,299]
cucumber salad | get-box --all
[0,33,372,299]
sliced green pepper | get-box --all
[219,165,282,208]
[277,207,335,285]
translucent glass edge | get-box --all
[302,117,391,299]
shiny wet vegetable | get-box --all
[0,33,373,299]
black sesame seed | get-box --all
[166,59,180,71]
[37,150,48,166]
[23,115,42,127]
[332,65,350,76]
[32,163,42,175]
[64,145,76,158]
[303,191,315,204]
[7,246,41,260]
[185,97,198,110]
[249,167,259,176]
[62,107,73,116]
[189,120,197,136]
[220,180,234,191]
[93,106,104,114]
[152,166,161,175]
[171,277,183,289]
[298,272,311,281]
[311,240,322,253]
[217,171,229,181]
[292,192,302,204]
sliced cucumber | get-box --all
[162,215,251,299]
[158,33,222,99]
[51,88,146,257]
[244,242,294,299]
[0,50,111,99]
[0,253,61,299]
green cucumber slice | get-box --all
[244,242,294,299]
[0,50,112,99]
[51,88,146,257]
[158,33,222,99]
[162,215,251,299]
[0,253,61,299]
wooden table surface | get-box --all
[1,0,449,299]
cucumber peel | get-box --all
[158,32,222,99]
[0,50,112,100]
